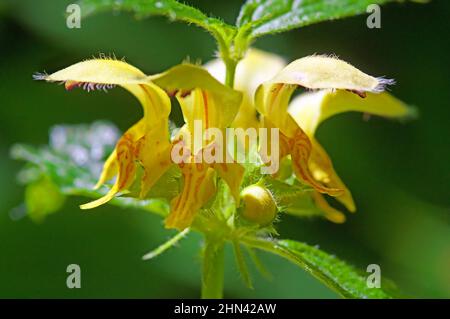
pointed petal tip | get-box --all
[79,202,99,210]
[79,191,116,210]
[347,203,357,213]
[325,211,346,224]
[405,105,420,120]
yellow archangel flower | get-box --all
[35,58,243,230]
[165,73,245,230]
[253,52,414,223]
[206,49,413,223]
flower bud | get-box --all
[240,185,277,226]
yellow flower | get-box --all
[36,58,173,209]
[226,51,413,223]
[288,89,415,222]
[168,86,245,229]
[36,58,244,230]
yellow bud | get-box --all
[240,185,277,226]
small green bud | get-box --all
[240,185,277,226]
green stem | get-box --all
[201,239,225,299]
[215,31,239,89]
[224,58,237,88]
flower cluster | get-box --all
[36,49,413,229]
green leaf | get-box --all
[246,246,273,280]
[11,121,170,218]
[242,236,400,298]
[237,0,419,38]
[79,0,235,44]
[232,240,253,288]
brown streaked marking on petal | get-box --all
[116,133,137,190]
[202,90,209,130]
[180,89,192,98]
[65,81,79,91]
[291,129,343,197]
[166,89,178,97]
[174,170,192,212]
[347,89,367,98]
[219,163,228,172]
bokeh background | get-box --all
[0,0,449,298]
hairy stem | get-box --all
[224,58,238,88]
[201,239,225,299]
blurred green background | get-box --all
[0,0,449,298]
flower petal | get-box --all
[287,89,414,214]
[165,163,216,230]
[151,64,242,129]
[309,138,355,212]
[93,149,118,190]
[256,56,397,133]
[92,119,145,190]
[42,58,148,85]
[81,124,143,209]
[289,127,343,197]
[256,83,297,136]
[312,192,346,224]
[257,83,343,196]
[176,89,223,137]
[38,59,171,127]
[88,80,172,205]
[40,59,174,208]
[135,120,173,198]
[270,55,393,92]
[289,89,416,135]
[163,67,246,227]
